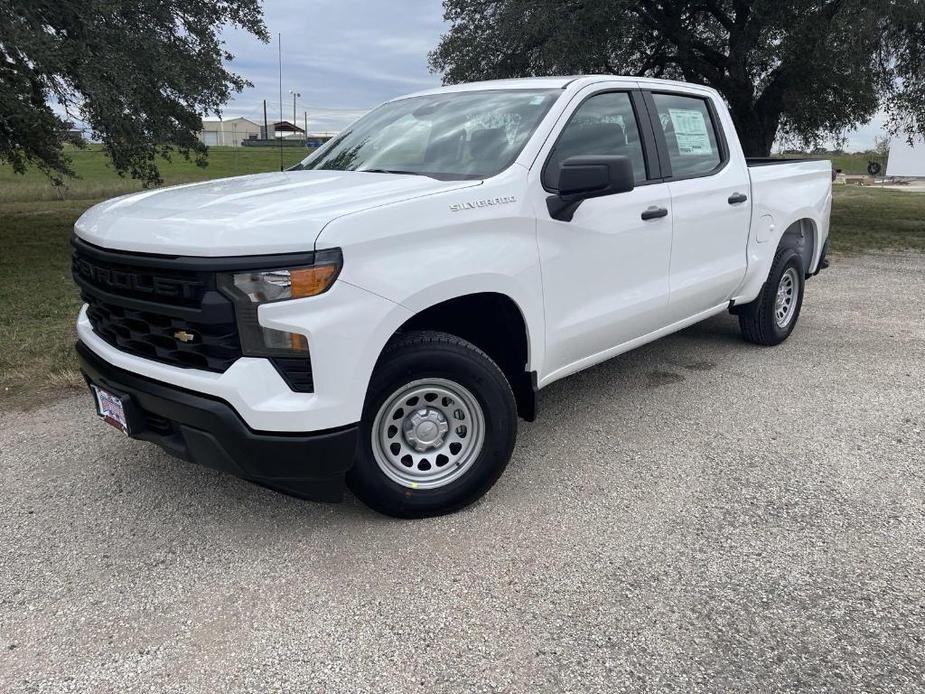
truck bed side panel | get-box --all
[732,160,832,305]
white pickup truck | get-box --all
[73,76,831,517]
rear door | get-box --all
[644,91,751,321]
[531,88,673,382]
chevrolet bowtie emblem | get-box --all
[173,330,197,343]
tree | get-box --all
[873,134,892,157]
[429,0,925,157]
[0,0,267,184]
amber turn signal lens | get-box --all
[289,332,309,351]
[290,264,339,298]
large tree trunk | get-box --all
[727,102,780,157]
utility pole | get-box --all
[232,122,238,174]
[289,90,301,138]
[304,111,308,145]
[277,33,283,171]
[262,99,268,140]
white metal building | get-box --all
[198,117,262,147]
[886,132,925,178]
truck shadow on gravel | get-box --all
[535,313,740,403]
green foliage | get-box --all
[430,1,925,156]
[0,0,267,185]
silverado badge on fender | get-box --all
[449,195,516,212]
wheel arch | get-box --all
[377,291,539,421]
[776,217,818,277]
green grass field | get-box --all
[1,147,923,406]
[784,152,884,176]
[0,145,308,202]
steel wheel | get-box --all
[371,378,486,490]
[775,266,799,328]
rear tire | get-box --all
[347,330,517,518]
[737,246,805,346]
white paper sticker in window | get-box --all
[667,108,712,155]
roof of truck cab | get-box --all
[396,76,629,98]
[394,75,716,101]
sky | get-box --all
[216,0,447,133]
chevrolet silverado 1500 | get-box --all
[73,76,831,517]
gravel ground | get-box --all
[1,253,923,693]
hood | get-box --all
[74,170,480,256]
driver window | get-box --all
[543,92,647,189]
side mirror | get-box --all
[546,155,635,222]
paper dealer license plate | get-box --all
[91,384,130,435]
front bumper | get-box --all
[77,341,358,501]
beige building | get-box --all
[198,117,262,146]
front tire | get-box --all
[348,330,517,518]
[737,246,805,346]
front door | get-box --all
[532,89,673,383]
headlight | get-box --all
[219,249,342,356]
[232,265,339,303]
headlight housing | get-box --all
[219,248,342,356]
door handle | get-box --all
[641,206,668,221]
[728,192,748,205]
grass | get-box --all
[0,145,308,202]
[782,152,883,175]
[0,200,89,404]
[829,185,925,253]
[0,150,923,406]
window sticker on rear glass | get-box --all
[667,108,712,155]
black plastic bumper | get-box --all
[76,342,358,502]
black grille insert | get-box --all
[84,298,241,372]
[73,241,242,373]
[73,239,318,387]
[73,251,207,306]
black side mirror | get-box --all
[547,155,635,221]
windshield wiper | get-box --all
[358,168,431,177]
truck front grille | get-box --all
[73,240,243,373]
[84,297,241,372]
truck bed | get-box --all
[733,157,833,304]
[746,157,830,167]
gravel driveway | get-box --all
[1,254,923,693]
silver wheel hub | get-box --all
[775,267,799,328]
[371,378,486,490]
[403,407,449,451]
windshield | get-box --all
[299,89,561,180]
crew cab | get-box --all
[73,76,831,518]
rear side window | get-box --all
[651,93,722,178]
[543,92,648,189]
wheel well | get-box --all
[778,218,816,276]
[391,293,537,421]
